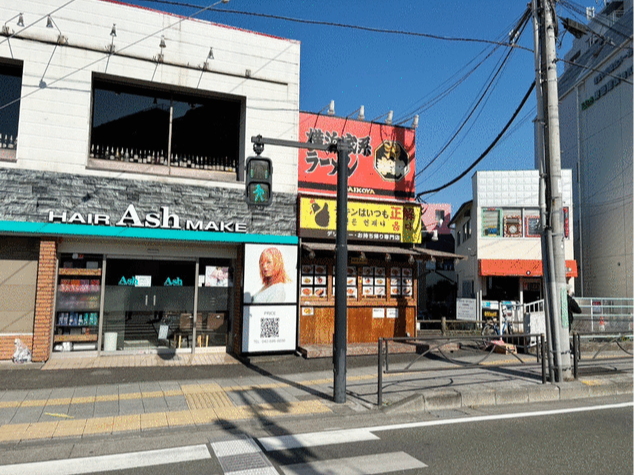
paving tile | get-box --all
[119,383,141,394]
[48,388,75,399]
[191,408,218,426]
[139,382,162,393]
[0,407,18,424]
[53,419,87,438]
[23,421,59,440]
[119,398,144,415]
[140,412,168,431]
[10,407,44,424]
[213,406,251,421]
[72,386,97,398]
[67,403,95,419]
[112,414,141,433]
[93,401,119,418]
[0,423,30,442]
[83,416,113,435]
[142,397,168,413]
[1,390,28,403]
[158,381,181,392]
[24,389,52,401]
[95,394,119,403]
[165,395,189,411]
[95,385,119,397]
[166,410,194,427]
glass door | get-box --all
[102,258,195,351]
[196,258,233,347]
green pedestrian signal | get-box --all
[246,156,272,206]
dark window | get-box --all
[0,60,22,159]
[90,76,241,174]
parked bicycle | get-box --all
[481,308,514,336]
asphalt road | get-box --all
[1,396,631,475]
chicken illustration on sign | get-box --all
[310,199,331,228]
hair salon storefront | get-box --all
[0,169,296,361]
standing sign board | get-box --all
[242,244,298,353]
[456,298,477,321]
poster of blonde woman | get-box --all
[243,244,297,304]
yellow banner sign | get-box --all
[299,196,421,243]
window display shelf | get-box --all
[59,268,102,276]
[53,334,98,342]
[55,325,98,328]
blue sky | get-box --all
[131,0,588,215]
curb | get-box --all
[380,377,633,414]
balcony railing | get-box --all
[0,133,17,161]
[89,144,237,173]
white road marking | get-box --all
[258,428,380,452]
[280,452,427,475]
[0,444,211,475]
[368,401,634,433]
[260,402,633,453]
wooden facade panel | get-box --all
[300,306,415,345]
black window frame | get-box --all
[88,73,244,180]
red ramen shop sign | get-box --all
[298,112,416,202]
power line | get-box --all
[135,0,535,52]
[558,0,632,41]
[416,81,536,198]
[414,27,522,181]
[0,0,78,46]
[0,0,232,112]
[556,56,633,85]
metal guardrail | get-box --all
[571,330,634,379]
[377,333,547,406]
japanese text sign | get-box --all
[299,196,422,243]
[299,113,416,201]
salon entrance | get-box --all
[102,257,232,352]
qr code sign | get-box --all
[261,317,280,339]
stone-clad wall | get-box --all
[0,169,296,235]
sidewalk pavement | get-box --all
[0,350,631,446]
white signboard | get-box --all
[135,275,152,287]
[243,244,298,304]
[373,308,385,319]
[456,298,477,321]
[386,308,398,319]
[242,305,297,353]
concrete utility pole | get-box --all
[533,0,572,381]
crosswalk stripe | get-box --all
[258,428,380,452]
[279,452,427,475]
[0,444,211,475]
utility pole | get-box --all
[533,0,572,381]
[250,135,351,401]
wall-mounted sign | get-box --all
[242,305,297,352]
[299,196,421,243]
[581,49,633,112]
[163,277,183,286]
[48,204,247,233]
[298,113,416,201]
[243,244,298,304]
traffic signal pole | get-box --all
[250,135,351,402]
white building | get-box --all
[0,0,300,360]
[451,170,577,318]
[558,0,633,298]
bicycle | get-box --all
[481,310,514,337]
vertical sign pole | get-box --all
[333,140,349,403]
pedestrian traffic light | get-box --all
[245,156,272,206]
